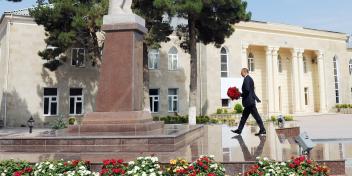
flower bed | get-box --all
[0,155,331,176]
[242,156,330,176]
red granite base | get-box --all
[68,111,164,133]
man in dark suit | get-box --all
[231,68,266,136]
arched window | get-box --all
[248,52,254,72]
[168,47,178,70]
[349,59,352,75]
[278,55,282,73]
[220,47,228,77]
[333,56,340,103]
[303,56,308,73]
[148,49,160,69]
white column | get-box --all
[272,47,280,113]
[290,48,301,113]
[241,43,249,69]
[265,47,274,115]
[316,50,327,113]
[297,49,305,111]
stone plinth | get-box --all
[275,126,300,138]
[95,23,147,112]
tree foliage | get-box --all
[29,0,109,71]
[154,0,251,120]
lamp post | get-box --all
[27,116,35,133]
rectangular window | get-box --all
[278,57,282,73]
[69,88,83,115]
[221,54,228,77]
[43,88,58,116]
[148,49,160,69]
[149,89,159,113]
[168,88,178,112]
[71,48,85,67]
[248,58,255,72]
[168,54,178,70]
[303,58,308,73]
[304,87,309,106]
[221,99,229,107]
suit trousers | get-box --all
[237,105,266,132]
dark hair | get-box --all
[241,68,249,73]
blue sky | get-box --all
[0,0,351,35]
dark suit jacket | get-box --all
[241,75,260,107]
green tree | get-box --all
[29,0,109,71]
[154,0,251,124]
[30,0,172,111]
[132,0,173,111]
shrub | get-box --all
[216,108,223,114]
[335,104,341,109]
[223,109,228,114]
[342,104,349,108]
[126,156,162,176]
[196,116,210,124]
[174,155,225,175]
[33,160,96,176]
[234,103,243,114]
[284,115,294,121]
[68,117,76,125]
[52,116,67,129]
[270,115,277,122]
[100,159,127,176]
[164,158,189,176]
[0,160,32,176]
[242,156,329,176]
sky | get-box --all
[0,0,351,35]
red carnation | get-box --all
[227,87,241,100]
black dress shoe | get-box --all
[231,129,241,135]
[255,131,266,136]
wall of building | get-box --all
[148,36,190,116]
[0,19,9,123]
[1,16,99,127]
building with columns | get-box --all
[1,9,352,127]
[150,21,352,117]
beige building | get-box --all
[1,9,352,127]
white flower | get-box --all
[150,173,156,176]
[151,157,158,162]
[128,161,135,165]
[1,173,5,176]
[142,172,147,176]
[263,157,269,161]
[149,169,154,172]
[49,164,54,170]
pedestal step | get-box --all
[0,125,203,153]
[68,121,164,133]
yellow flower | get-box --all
[170,160,177,165]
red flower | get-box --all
[289,163,296,168]
[227,87,241,100]
[72,160,79,166]
[203,165,208,170]
[24,167,33,173]
[103,159,111,166]
[208,173,216,176]
[100,168,108,175]
[117,159,124,164]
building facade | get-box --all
[1,9,352,127]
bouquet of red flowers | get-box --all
[227,87,241,100]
